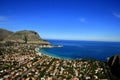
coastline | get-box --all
[0,29,119,79]
[40,39,120,62]
[36,47,75,61]
[0,43,113,80]
[35,48,42,56]
[37,47,103,62]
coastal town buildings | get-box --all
[0,43,111,80]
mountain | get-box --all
[0,29,50,44]
[0,28,13,41]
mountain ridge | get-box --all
[0,28,14,41]
[0,28,50,44]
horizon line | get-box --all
[44,38,120,43]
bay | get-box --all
[39,39,120,61]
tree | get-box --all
[24,34,28,44]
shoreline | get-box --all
[36,47,79,61]
[0,43,113,80]
[36,47,105,62]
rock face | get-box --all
[1,29,50,44]
[0,28,13,41]
[108,55,120,78]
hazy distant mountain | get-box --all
[0,28,14,41]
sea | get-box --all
[39,39,120,61]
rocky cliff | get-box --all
[108,55,120,79]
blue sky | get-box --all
[0,0,120,41]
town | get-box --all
[0,43,110,80]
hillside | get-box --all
[0,29,50,44]
[0,28,13,41]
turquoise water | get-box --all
[39,40,120,61]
